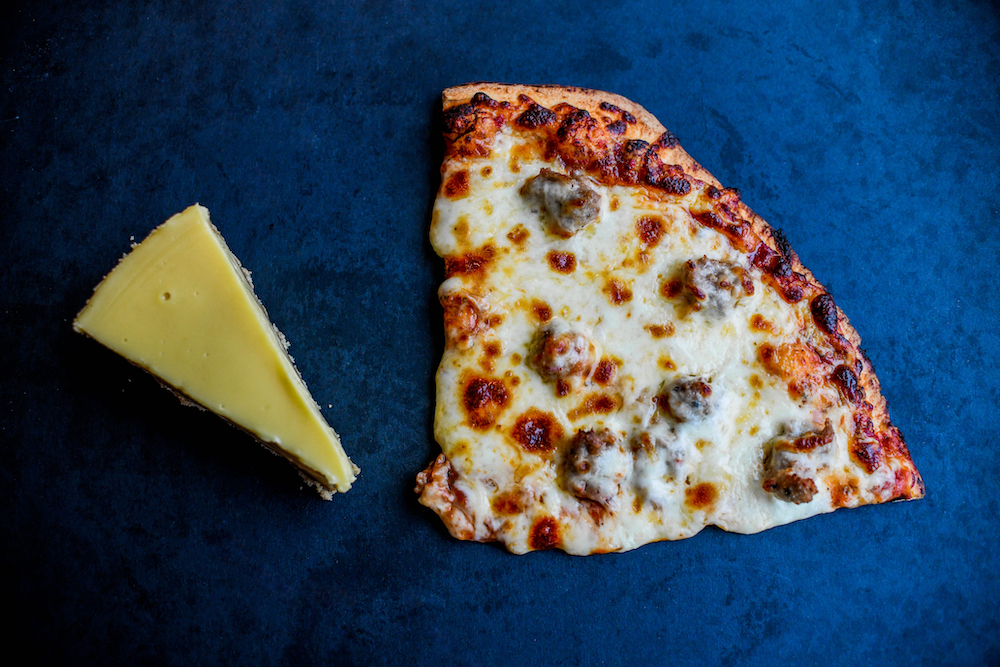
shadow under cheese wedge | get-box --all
[74,204,357,498]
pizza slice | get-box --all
[415,83,923,555]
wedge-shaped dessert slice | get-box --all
[75,205,357,497]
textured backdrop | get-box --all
[2,0,998,664]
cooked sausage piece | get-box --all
[438,279,484,348]
[530,321,596,380]
[660,377,714,423]
[761,421,834,505]
[564,428,630,508]
[521,168,602,236]
[682,256,748,315]
[762,470,818,504]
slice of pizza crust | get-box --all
[417,83,923,554]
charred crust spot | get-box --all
[784,285,804,303]
[547,251,577,274]
[442,169,470,199]
[443,97,507,157]
[880,425,910,458]
[444,245,495,278]
[770,227,795,260]
[516,102,557,129]
[684,482,718,510]
[851,438,884,474]
[443,103,476,135]
[462,376,510,430]
[593,358,619,385]
[811,294,839,335]
[599,101,636,124]
[470,92,500,107]
[859,348,875,374]
[441,98,709,200]
[530,300,552,323]
[831,365,866,406]
[854,412,877,441]
[552,108,608,168]
[636,216,665,247]
[750,242,808,303]
[529,516,560,550]
[657,130,680,148]
[656,175,691,196]
[506,224,530,246]
[695,210,755,253]
[606,120,627,135]
[511,409,563,453]
[603,278,633,305]
[557,108,597,140]
[617,139,652,183]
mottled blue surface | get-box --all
[2,0,998,664]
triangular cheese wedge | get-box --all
[75,205,357,497]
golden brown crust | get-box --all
[440,82,921,500]
[444,82,719,184]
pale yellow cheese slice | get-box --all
[74,204,358,497]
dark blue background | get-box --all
[2,1,998,664]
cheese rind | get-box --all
[74,205,357,496]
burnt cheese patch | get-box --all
[442,169,471,199]
[511,409,563,454]
[529,516,561,550]
[636,216,665,247]
[461,376,511,430]
[547,250,577,274]
[685,482,718,510]
[603,278,633,305]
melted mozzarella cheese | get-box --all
[431,128,876,554]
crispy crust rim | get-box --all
[442,82,920,497]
